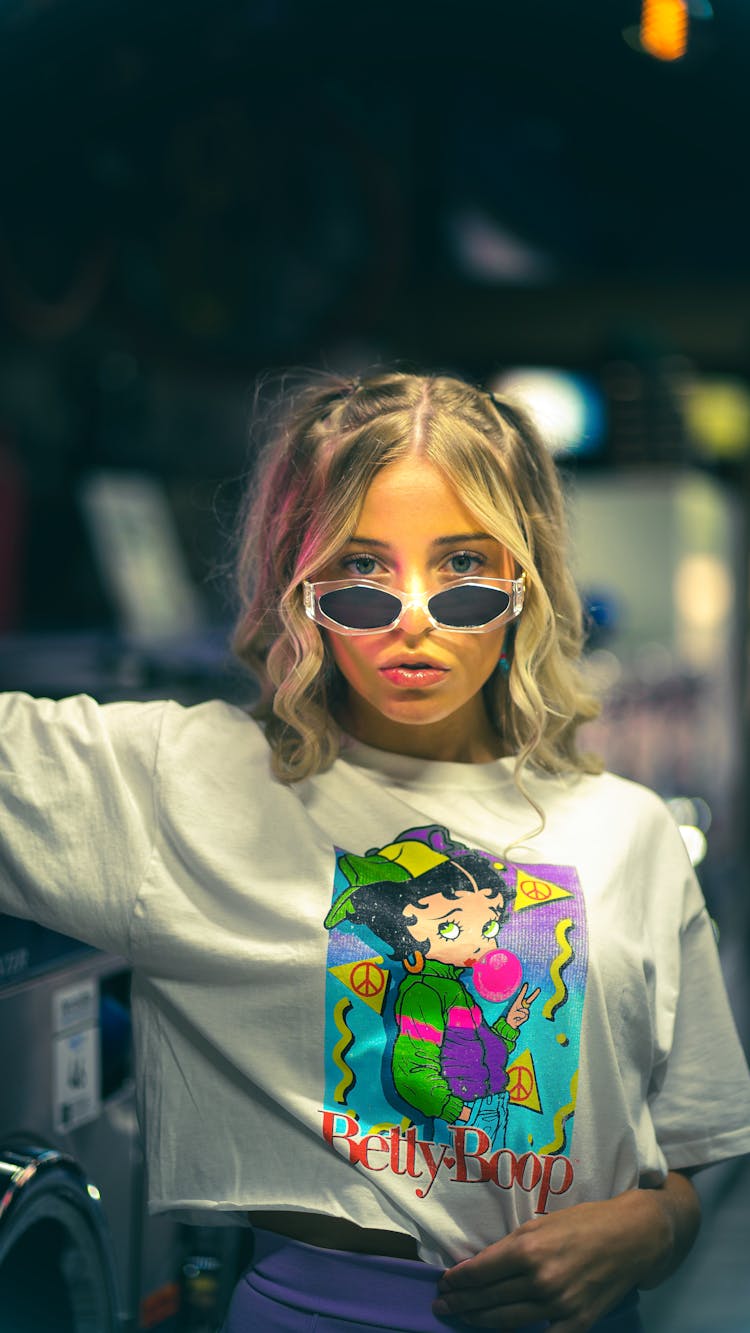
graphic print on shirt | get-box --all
[321,824,586,1209]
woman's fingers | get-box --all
[434,1202,636,1332]
[439,1237,525,1291]
[434,1274,538,1314]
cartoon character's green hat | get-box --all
[324,840,449,929]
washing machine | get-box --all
[0,634,256,1331]
[0,916,186,1332]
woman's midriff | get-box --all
[246,1209,422,1261]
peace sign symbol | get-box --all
[350,960,385,998]
[519,877,552,902]
[508,1065,534,1102]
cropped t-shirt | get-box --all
[1,692,749,1267]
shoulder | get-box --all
[518,763,691,883]
[397,973,452,1003]
[529,763,674,834]
[158,697,266,750]
[157,697,271,780]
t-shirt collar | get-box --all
[337,731,516,791]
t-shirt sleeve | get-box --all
[646,822,750,1169]
[0,692,166,957]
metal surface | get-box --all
[0,942,183,1330]
[0,1145,118,1332]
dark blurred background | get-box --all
[0,2,748,1330]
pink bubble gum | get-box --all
[472,949,523,1001]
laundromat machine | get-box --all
[0,916,191,1332]
[0,628,253,1333]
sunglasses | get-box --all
[302,574,526,635]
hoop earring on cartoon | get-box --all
[403,951,425,974]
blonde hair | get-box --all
[232,369,601,814]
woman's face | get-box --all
[316,456,515,761]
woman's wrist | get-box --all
[610,1171,701,1290]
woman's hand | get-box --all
[432,1171,700,1331]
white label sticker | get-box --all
[53,1026,101,1132]
[52,978,98,1035]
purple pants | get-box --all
[221,1228,644,1333]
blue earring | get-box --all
[499,625,516,677]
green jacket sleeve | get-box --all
[492,1016,519,1052]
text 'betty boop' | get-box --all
[321,1111,575,1212]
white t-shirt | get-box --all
[1,692,749,1267]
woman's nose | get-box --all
[398,594,433,636]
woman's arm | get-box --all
[632,1169,701,1287]
[0,692,164,954]
[432,1169,701,1331]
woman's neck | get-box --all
[336,697,507,765]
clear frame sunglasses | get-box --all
[302,574,526,635]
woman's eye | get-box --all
[482,920,500,939]
[437,921,461,941]
[446,551,483,576]
[344,554,379,577]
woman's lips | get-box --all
[379,665,449,688]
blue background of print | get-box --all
[323,830,588,1157]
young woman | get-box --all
[1,370,749,1333]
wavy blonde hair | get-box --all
[232,369,601,809]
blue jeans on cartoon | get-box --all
[465,1090,510,1149]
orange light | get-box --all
[640,0,688,60]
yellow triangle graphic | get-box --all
[329,957,389,1014]
[506,1048,543,1113]
[513,873,572,913]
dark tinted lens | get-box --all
[319,586,402,630]
[429,585,510,627]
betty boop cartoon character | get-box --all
[325,841,540,1148]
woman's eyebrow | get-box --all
[433,533,496,547]
[345,533,496,548]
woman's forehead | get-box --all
[359,457,477,524]
[350,461,506,561]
